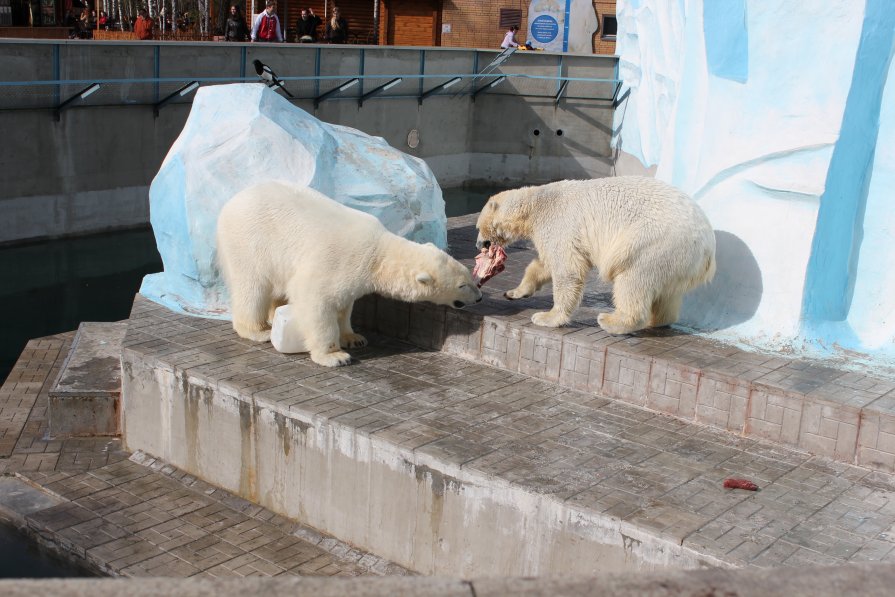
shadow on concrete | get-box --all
[678,230,763,332]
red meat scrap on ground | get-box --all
[723,478,759,491]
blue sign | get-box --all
[530,15,559,43]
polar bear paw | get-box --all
[340,333,368,349]
[311,350,353,367]
[597,312,638,335]
[235,325,272,343]
[531,311,565,327]
[504,288,532,300]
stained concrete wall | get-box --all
[120,350,717,576]
[0,40,617,245]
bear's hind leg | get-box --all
[598,271,651,335]
[231,281,274,342]
[506,258,551,300]
[338,303,367,349]
[649,292,683,328]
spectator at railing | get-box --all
[98,11,109,30]
[224,4,249,42]
[325,6,348,44]
[296,7,321,43]
[135,8,154,40]
[251,0,284,43]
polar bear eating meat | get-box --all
[217,182,482,367]
[475,177,716,335]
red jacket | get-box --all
[135,15,153,40]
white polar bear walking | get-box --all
[217,182,482,367]
[475,176,716,335]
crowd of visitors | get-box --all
[63,2,358,44]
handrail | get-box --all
[0,71,621,117]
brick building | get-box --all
[250,0,616,53]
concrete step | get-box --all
[121,295,895,576]
[349,214,895,473]
[49,321,127,438]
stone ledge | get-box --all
[1,561,895,596]
[48,322,127,438]
[349,214,895,472]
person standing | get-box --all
[134,7,154,40]
[325,6,348,44]
[224,4,249,41]
[251,0,283,43]
[501,24,520,49]
[296,7,321,43]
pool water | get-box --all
[0,227,163,385]
[0,523,95,578]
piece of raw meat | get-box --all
[723,478,759,491]
[472,245,507,287]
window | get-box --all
[601,15,617,40]
[499,8,522,30]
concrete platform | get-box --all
[49,322,127,438]
[120,294,895,576]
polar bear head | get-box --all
[475,188,533,250]
[382,241,482,309]
[412,243,483,309]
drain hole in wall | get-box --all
[556,129,564,136]
[533,129,540,136]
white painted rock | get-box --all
[140,83,446,318]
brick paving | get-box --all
[0,334,411,578]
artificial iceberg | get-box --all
[140,83,446,318]
[613,0,895,368]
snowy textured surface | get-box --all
[140,83,446,318]
[613,0,895,368]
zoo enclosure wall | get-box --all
[0,40,619,245]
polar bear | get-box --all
[475,176,716,335]
[217,182,482,367]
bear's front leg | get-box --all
[505,258,551,300]
[293,300,352,367]
[338,303,367,349]
[531,270,585,328]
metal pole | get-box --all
[372,0,378,45]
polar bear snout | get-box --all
[476,238,491,250]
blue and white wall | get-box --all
[613,0,895,365]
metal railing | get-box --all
[0,42,621,116]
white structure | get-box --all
[140,83,446,319]
[527,0,598,53]
[613,0,895,366]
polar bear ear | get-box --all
[416,272,433,285]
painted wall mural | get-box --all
[613,0,895,368]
